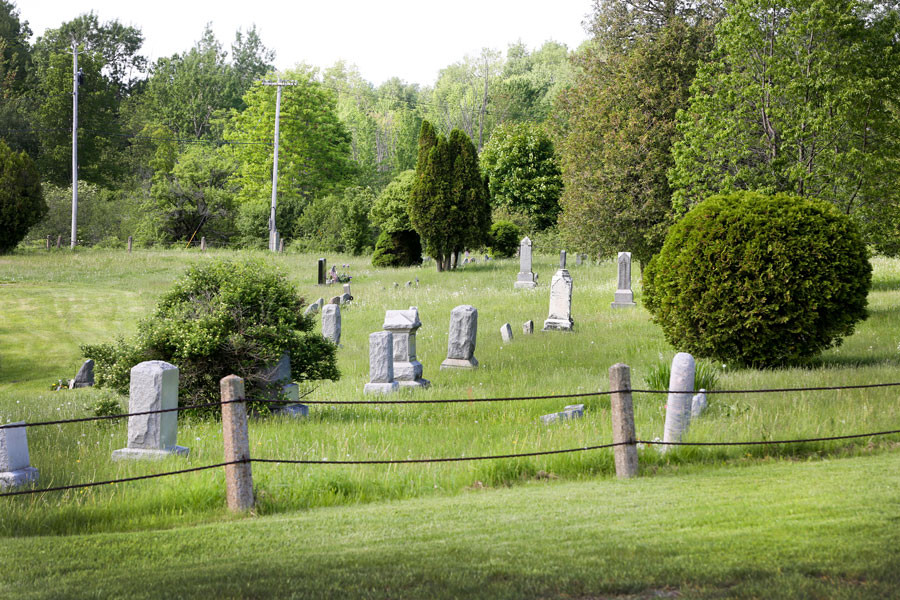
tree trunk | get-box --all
[435,255,444,272]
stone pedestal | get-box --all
[543,252,574,331]
[611,251,637,308]
[514,236,538,289]
[0,422,39,489]
[441,305,479,369]
[383,307,429,387]
[365,331,399,394]
[322,304,341,346]
[113,361,189,461]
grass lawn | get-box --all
[1,248,899,597]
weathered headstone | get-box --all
[303,303,319,317]
[112,361,189,460]
[72,359,94,388]
[542,251,574,331]
[522,320,534,335]
[329,296,341,305]
[441,305,479,369]
[662,353,695,451]
[315,298,325,310]
[0,423,39,489]
[500,323,513,342]
[575,253,583,266]
[514,236,538,289]
[343,283,351,297]
[317,258,326,285]
[322,304,341,346]
[611,251,637,308]
[691,389,708,419]
[540,404,585,425]
[383,307,429,387]
[364,331,399,394]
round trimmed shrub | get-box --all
[0,141,46,253]
[643,191,871,366]
[371,229,423,267]
[488,220,521,258]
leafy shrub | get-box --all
[488,220,521,258]
[644,359,720,392]
[644,191,871,366]
[372,229,422,267]
[293,187,375,255]
[0,141,46,253]
[83,259,340,414]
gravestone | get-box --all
[691,389,708,419]
[383,307,429,387]
[514,237,538,289]
[0,423,39,489]
[611,252,637,308]
[72,359,94,388]
[322,304,341,346]
[343,283,351,297]
[112,361,189,460]
[500,323,513,342]
[303,303,319,317]
[317,258,326,285]
[540,404,585,425]
[542,251,574,331]
[662,353,695,451]
[522,320,534,335]
[329,296,341,305]
[364,331,399,394]
[575,253,582,266]
[316,298,325,310]
[440,305,479,369]
[261,354,308,417]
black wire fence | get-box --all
[2,380,899,499]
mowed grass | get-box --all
[0,248,899,545]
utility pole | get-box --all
[259,79,298,251]
[71,41,80,250]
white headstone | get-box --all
[303,303,319,317]
[364,331,399,394]
[523,320,534,335]
[112,361,189,460]
[0,423,39,489]
[514,237,538,289]
[691,389,708,419]
[441,305,479,369]
[322,304,341,346]
[500,323,513,342]
[542,255,574,331]
[662,353,696,451]
[611,252,637,308]
[383,307,429,387]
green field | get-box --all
[1,248,899,598]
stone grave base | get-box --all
[276,403,310,417]
[611,290,636,308]
[364,382,399,394]
[514,280,538,289]
[542,318,574,332]
[112,446,190,461]
[440,358,479,370]
[397,378,430,388]
[540,404,585,425]
[0,466,39,490]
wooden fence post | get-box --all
[55,235,61,249]
[200,237,207,251]
[220,375,254,512]
[609,363,639,478]
[128,236,133,253]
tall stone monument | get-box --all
[112,361,189,460]
[440,305,479,369]
[322,304,341,346]
[383,307,429,387]
[542,251,574,331]
[364,331,399,394]
[0,423,39,489]
[317,258,326,285]
[611,251,637,308]
[514,236,538,289]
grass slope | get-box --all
[2,452,899,599]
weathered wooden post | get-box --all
[127,236,133,253]
[278,238,285,253]
[609,363,639,478]
[55,235,62,249]
[200,236,207,251]
[220,375,254,512]
[46,236,51,250]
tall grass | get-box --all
[1,248,899,536]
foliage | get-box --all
[293,186,375,255]
[371,229,423,267]
[0,0,32,98]
[643,191,872,366]
[28,182,138,246]
[225,66,356,214]
[555,1,716,269]
[0,139,45,253]
[644,359,720,392]
[480,122,562,230]
[83,258,339,411]
[369,169,415,234]
[487,220,521,258]
[409,121,490,270]
[234,195,305,249]
[670,0,900,253]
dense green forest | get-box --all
[2,0,899,263]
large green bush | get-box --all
[0,141,46,253]
[83,259,339,412]
[371,229,423,267]
[488,220,521,258]
[643,191,871,366]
